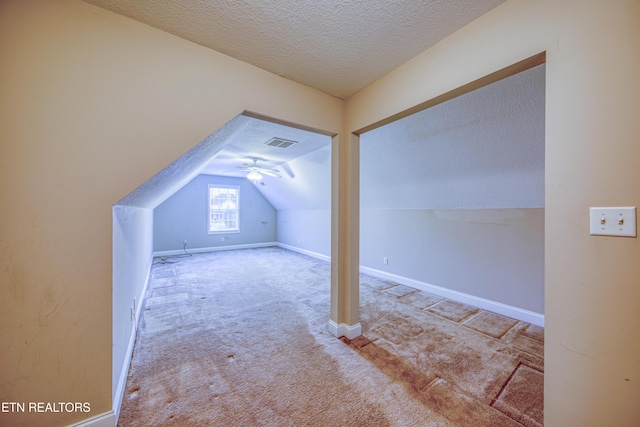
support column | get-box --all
[328,131,361,339]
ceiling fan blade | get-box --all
[259,169,281,177]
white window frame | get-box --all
[208,184,240,234]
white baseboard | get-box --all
[153,242,278,258]
[112,323,135,422]
[360,266,544,327]
[112,254,153,422]
[273,244,543,326]
[275,243,331,262]
[328,320,362,340]
[156,243,544,326]
[69,411,115,427]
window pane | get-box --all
[208,185,239,233]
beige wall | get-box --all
[347,0,640,425]
[2,0,639,426]
[0,1,341,426]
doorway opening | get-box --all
[112,112,333,419]
[356,58,546,426]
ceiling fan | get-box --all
[235,157,281,183]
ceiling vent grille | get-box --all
[265,137,297,148]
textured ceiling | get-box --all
[199,118,332,210]
[201,118,331,180]
[82,0,505,99]
[361,64,545,210]
[200,64,545,211]
[96,0,542,213]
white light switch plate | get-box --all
[589,207,636,237]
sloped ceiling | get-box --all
[196,63,545,212]
[361,64,545,210]
[94,0,544,213]
[82,0,506,99]
[201,119,332,211]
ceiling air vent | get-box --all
[264,137,298,149]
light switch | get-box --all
[589,207,636,237]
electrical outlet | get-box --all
[130,306,134,321]
[383,257,388,265]
[183,240,188,246]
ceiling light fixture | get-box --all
[247,169,263,184]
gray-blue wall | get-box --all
[277,209,331,256]
[154,175,276,251]
[359,208,544,314]
[154,65,545,316]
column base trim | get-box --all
[328,320,362,340]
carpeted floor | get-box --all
[118,247,543,426]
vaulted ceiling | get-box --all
[87,1,544,212]
[82,0,506,99]
[187,64,545,212]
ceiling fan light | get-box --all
[247,170,263,183]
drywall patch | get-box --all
[433,209,527,225]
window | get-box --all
[208,185,239,233]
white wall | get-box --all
[111,205,153,419]
[154,175,276,252]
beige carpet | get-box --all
[118,247,543,426]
